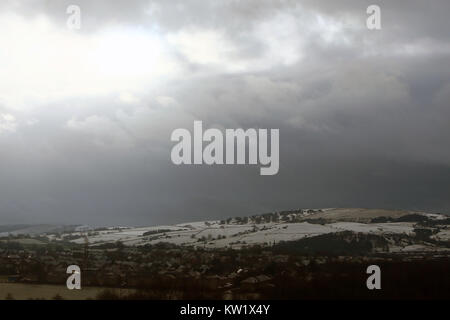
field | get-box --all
[64,208,439,250]
[0,283,133,300]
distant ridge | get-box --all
[0,224,80,237]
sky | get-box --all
[0,0,449,226]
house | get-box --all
[7,275,21,283]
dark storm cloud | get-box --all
[0,1,450,226]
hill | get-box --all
[40,208,450,253]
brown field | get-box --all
[0,283,134,300]
[311,208,410,222]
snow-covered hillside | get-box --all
[63,208,449,250]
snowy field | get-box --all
[64,208,448,249]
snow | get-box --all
[67,218,419,249]
[329,222,414,235]
[432,229,450,241]
[424,213,448,220]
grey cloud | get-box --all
[0,1,450,226]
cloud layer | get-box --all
[1,0,449,226]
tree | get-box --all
[116,241,125,250]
